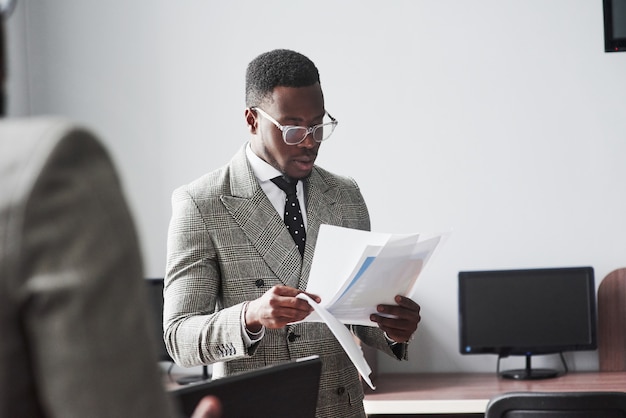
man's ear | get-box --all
[245,108,258,135]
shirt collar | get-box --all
[245,143,282,183]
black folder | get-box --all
[170,355,322,418]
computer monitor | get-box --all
[145,278,173,362]
[458,266,597,379]
[145,278,210,384]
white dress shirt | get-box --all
[245,143,308,228]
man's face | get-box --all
[248,83,325,180]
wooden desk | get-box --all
[363,372,626,415]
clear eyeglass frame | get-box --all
[252,107,338,145]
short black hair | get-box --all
[245,49,320,108]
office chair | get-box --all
[485,391,626,418]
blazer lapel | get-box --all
[299,168,342,290]
[220,147,303,287]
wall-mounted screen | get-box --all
[604,0,626,52]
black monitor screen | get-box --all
[604,0,626,52]
[459,266,597,356]
[145,278,172,362]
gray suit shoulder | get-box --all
[173,163,232,201]
[1,117,104,187]
[311,165,361,190]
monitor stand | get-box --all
[499,353,559,380]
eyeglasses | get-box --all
[252,107,338,145]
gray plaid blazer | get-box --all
[165,145,407,418]
[0,118,177,418]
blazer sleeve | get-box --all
[352,325,409,360]
[164,186,256,368]
[2,122,177,418]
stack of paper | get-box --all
[305,224,442,325]
[298,224,444,389]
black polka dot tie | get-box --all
[271,176,306,257]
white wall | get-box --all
[6,0,626,374]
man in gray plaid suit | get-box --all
[164,49,421,418]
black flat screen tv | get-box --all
[145,278,173,362]
[458,266,597,379]
[604,0,626,52]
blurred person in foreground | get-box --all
[0,14,220,418]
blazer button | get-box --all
[255,279,264,288]
[337,386,346,396]
[288,332,300,342]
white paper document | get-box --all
[304,224,443,326]
[297,293,376,390]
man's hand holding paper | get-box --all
[370,294,421,343]
[245,285,321,332]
